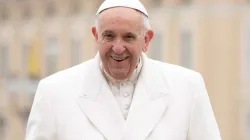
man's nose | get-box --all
[112,41,126,54]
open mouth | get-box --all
[111,56,129,62]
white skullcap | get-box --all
[96,0,149,17]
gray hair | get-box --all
[95,12,151,34]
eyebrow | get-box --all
[101,30,141,39]
[125,32,137,37]
[101,30,114,36]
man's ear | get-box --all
[142,30,154,52]
[91,26,98,41]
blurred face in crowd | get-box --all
[92,7,154,80]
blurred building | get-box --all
[0,0,250,140]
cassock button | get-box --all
[124,104,130,110]
[124,92,129,98]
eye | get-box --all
[103,33,115,40]
[124,34,136,41]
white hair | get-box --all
[95,12,151,34]
[141,13,151,32]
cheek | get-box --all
[127,44,143,55]
[98,43,112,55]
[127,45,142,64]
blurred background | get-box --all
[0,0,249,140]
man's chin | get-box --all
[111,75,128,81]
[110,71,130,81]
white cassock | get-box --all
[25,53,221,140]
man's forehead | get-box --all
[101,30,139,35]
[98,7,143,28]
[99,26,144,38]
[97,7,144,35]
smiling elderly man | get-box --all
[25,0,221,140]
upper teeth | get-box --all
[112,56,126,61]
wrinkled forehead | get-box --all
[98,7,143,31]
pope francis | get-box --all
[25,0,222,140]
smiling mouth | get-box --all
[111,56,129,62]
